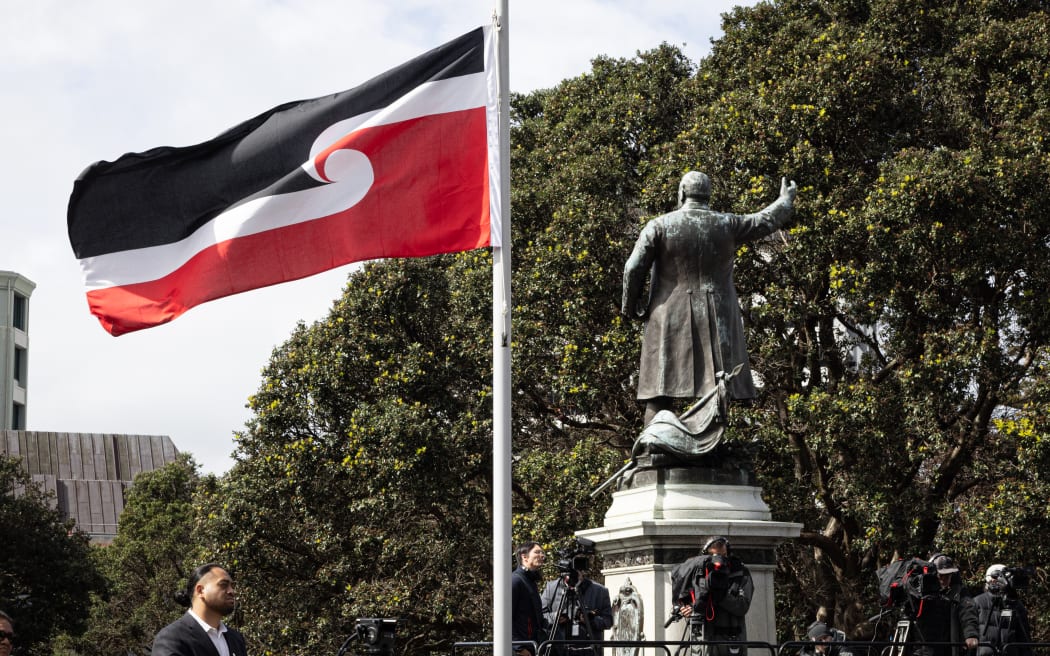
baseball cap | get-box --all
[807,622,832,641]
[933,555,959,574]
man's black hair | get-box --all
[516,541,540,560]
[174,562,226,608]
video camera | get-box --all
[668,553,733,621]
[705,554,731,592]
[829,629,854,656]
[555,537,597,587]
[998,566,1033,592]
[877,558,940,611]
[355,618,398,656]
[673,554,731,601]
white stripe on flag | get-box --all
[80,72,488,291]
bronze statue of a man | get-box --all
[623,171,797,425]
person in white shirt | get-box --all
[151,563,248,656]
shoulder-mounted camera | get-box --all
[705,553,732,591]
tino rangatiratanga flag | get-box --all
[67,26,501,336]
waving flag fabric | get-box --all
[68,26,500,336]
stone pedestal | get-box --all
[579,464,801,651]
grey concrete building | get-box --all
[0,271,34,430]
[2,430,179,543]
[2,270,180,542]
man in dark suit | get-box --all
[152,563,248,656]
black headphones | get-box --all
[703,535,730,552]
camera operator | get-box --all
[799,621,843,656]
[541,559,613,656]
[670,536,754,656]
[973,564,1033,656]
[908,555,978,656]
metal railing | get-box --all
[454,638,777,656]
[452,639,1050,656]
[774,639,1050,656]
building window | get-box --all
[13,293,27,331]
[11,402,25,430]
[14,346,27,386]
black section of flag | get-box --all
[68,27,485,259]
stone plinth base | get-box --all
[579,465,801,652]
[604,462,772,523]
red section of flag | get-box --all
[85,108,489,335]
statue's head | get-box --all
[678,171,711,205]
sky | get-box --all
[1,0,755,475]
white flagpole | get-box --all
[492,1,513,656]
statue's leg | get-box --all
[644,396,674,425]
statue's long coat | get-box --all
[622,196,793,401]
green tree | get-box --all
[656,0,1050,638]
[200,0,1050,650]
[194,47,701,656]
[0,457,104,655]
[70,454,206,655]
[196,259,496,655]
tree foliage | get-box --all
[198,0,1050,651]
[196,258,497,655]
[679,0,1050,638]
[70,454,206,655]
[0,457,104,655]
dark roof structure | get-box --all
[1,430,178,543]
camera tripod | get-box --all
[674,616,744,656]
[886,618,912,656]
[670,610,700,656]
[984,594,1021,652]
[544,575,598,656]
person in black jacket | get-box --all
[512,541,547,656]
[973,564,1033,656]
[541,563,613,656]
[152,563,248,656]
[909,555,978,656]
[671,536,753,656]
